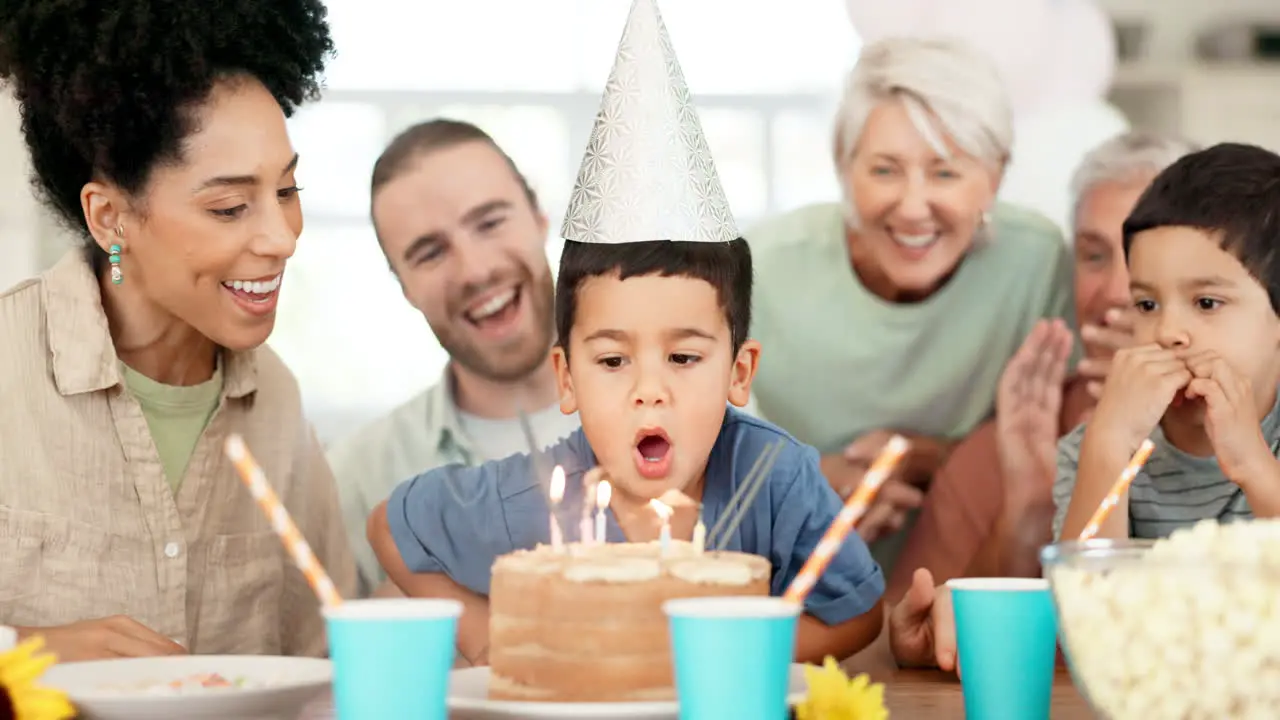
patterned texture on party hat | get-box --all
[561,0,738,245]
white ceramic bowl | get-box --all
[42,655,332,720]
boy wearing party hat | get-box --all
[1055,143,1280,541]
[368,0,884,666]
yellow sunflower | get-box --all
[793,656,889,720]
[0,636,75,720]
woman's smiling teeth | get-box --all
[221,274,282,301]
[890,231,939,248]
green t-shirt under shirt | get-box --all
[122,363,223,492]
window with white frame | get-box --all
[271,0,861,443]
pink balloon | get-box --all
[844,0,934,44]
[913,0,1053,118]
[1034,0,1117,110]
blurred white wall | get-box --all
[4,0,1280,442]
[0,94,43,291]
[5,0,1280,288]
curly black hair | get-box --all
[0,0,334,263]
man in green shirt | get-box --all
[327,121,580,596]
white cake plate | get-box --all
[447,664,808,719]
[42,655,332,720]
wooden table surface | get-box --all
[304,673,1093,720]
[865,667,1092,718]
[843,638,1096,718]
[302,638,1098,718]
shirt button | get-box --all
[164,542,181,559]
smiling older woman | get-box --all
[889,131,1201,598]
[887,132,1202,672]
[746,37,1077,575]
[0,0,355,661]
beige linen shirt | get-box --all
[0,251,356,656]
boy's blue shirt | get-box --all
[386,406,885,626]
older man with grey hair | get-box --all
[883,130,1200,672]
[1070,131,1202,399]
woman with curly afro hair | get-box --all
[0,0,357,660]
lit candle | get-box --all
[693,506,706,554]
[595,480,612,544]
[579,477,595,545]
[549,465,566,553]
[649,499,673,556]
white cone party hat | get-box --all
[561,0,738,245]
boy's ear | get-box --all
[552,345,577,415]
[727,338,761,408]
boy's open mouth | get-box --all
[633,428,673,480]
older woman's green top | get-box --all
[747,201,1078,454]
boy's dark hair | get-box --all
[554,238,753,361]
[0,0,334,273]
[1123,142,1280,311]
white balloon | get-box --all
[1033,0,1117,111]
[998,101,1131,236]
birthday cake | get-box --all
[487,540,771,702]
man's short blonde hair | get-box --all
[833,37,1014,226]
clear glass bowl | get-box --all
[1041,539,1280,720]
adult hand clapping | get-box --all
[1078,308,1135,400]
[821,431,929,544]
[996,318,1073,507]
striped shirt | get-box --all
[1051,393,1280,540]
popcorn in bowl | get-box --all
[1043,519,1280,719]
[789,657,888,720]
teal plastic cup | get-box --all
[664,596,799,720]
[947,578,1058,720]
[325,598,462,720]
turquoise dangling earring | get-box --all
[109,226,124,285]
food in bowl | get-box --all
[1044,519,1280,719]
[98,672,268,696]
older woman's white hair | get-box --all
[833,36,1014,227]
[1068,131,1201,235]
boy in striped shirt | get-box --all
[1054,143,1280,540]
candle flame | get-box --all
[550,465,566,503]
[597,480,612,509]
[658,488,696,509]
[648,498,673,521]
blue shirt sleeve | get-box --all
[769,445,885,625]
[385,451,556,597]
